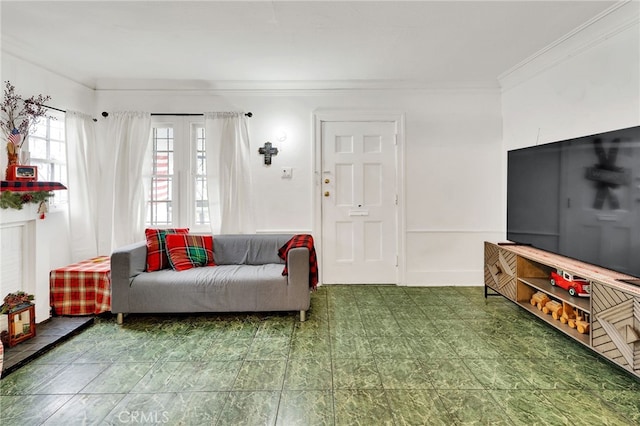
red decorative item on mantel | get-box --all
[5,165,37,181]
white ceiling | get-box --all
[0,1,620,90]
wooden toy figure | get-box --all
[531,292,551,310]
[542,300,563,320]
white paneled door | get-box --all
[321,121,398,284]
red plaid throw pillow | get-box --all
[145,228,189,271]
[165,234,215,271]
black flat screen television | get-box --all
[507,125,640,280]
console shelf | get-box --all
[517,300,590,346]
[485,241,640,379]
[518,277,590,312]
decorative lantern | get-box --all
[7,304,36,347]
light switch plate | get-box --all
[281,167,293,179]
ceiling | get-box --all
[0,1,620,90]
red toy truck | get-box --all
[550,269,590,297]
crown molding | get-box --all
[498,1,640,92]
[93,78,499,94]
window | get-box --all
[28,110,67,205]
[148,127,174,225]
[146,117,209,230]
[194,126,209,226]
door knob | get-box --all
[324,191,330,197]
[324,178,330,184]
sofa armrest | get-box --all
[286,247,312,311]
[110,241,147,314]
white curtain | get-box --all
[204,112,254,234]
[65,111,99,260]
[103,111,152,249]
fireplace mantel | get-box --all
[1,181,67,192]
[1,204,68,324]
[0,202,40,224]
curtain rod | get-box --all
[100,112,253,118]
[45,106,254,122]
[45,104,98,122]
[45,105,65,114]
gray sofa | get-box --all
[110,234,311,324]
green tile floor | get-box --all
[1,285,640,425]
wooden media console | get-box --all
[485,241,640,379]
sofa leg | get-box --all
[300,310,306,322]
[116,313,124,325]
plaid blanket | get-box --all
[49,256,111,315]
[278,234,318,290]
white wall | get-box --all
[1,54,503,297]
[1,55,95,117]
[97,87,504,286]
[5,2,636,293]
[1,54,96,321]
[499,3,640,247]
[501,4,640,150]
[1,54,95,268]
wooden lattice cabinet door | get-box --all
[484,242,517,301]
[592,281,640,374]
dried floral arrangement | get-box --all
[1,81,52,146]
[0,291,35,314]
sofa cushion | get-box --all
[165,234,215,271]
[128,264,291,313]
[213,234,292,265]
[145,228,190,271]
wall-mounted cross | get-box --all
[258,141,278,165]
